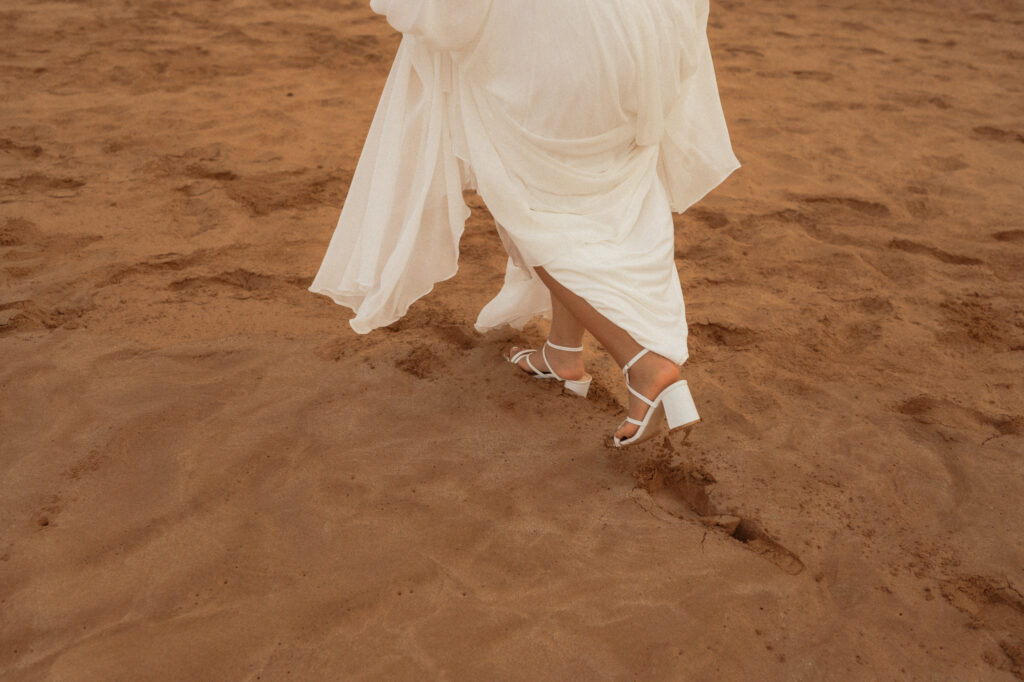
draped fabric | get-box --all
[309,0,741,365]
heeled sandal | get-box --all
[507,340,592,398]
[613,348,700,448]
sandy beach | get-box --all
[2,0,1023,678]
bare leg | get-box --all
[533,266,681,440]
[506,287,586,381]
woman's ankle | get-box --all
[628,353,680,395]
[544,345,586,380]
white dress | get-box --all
[308,0,741,365]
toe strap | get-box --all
[509,348,534,365]
[509,348,555,378]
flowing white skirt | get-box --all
[308,0,741,365]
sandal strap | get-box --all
[627,382,656,407]
[541,343,565,381]
[511,348,556,379]
[621,348,649,376]
[522,352,550,377]
[510,341,583,381]
[509,348,534,365]
[545,340,584,353]
[624,417,645,426]
[622,347,655,407]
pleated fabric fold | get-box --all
[308,38,470,333]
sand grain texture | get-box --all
[2,0,1023,679]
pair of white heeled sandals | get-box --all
[506,341,701,447]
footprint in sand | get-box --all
[99,251,203,287]
[938,574,1024,678]
[617,439,806,576]
[168,268,298,300]
[973,126,1024,144]
[893,394,1023,441]
[682,207,731,230]
[689,321,757,350]
[0,216,35,247]
[1,172,84,197]
[0,137,43,159]
[797,195,892,219]
[395,343,443,379]
[791,69,833,81]
[887,239,982,265]
[179,163,348,217]
[934,295,1021,351]
[992,230,1024,243]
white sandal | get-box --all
[507,340,592,398]
[613,348,700,447]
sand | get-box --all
[2,0,1023,679]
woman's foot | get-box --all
[614,352,681,441]
[506,342,586,381]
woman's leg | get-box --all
[507,286,587,381]
[533,266,681,440]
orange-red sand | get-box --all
[2,1,1023,679]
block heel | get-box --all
[613,349,700,448]
[661,380,700,430]
[562,377,592,398]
